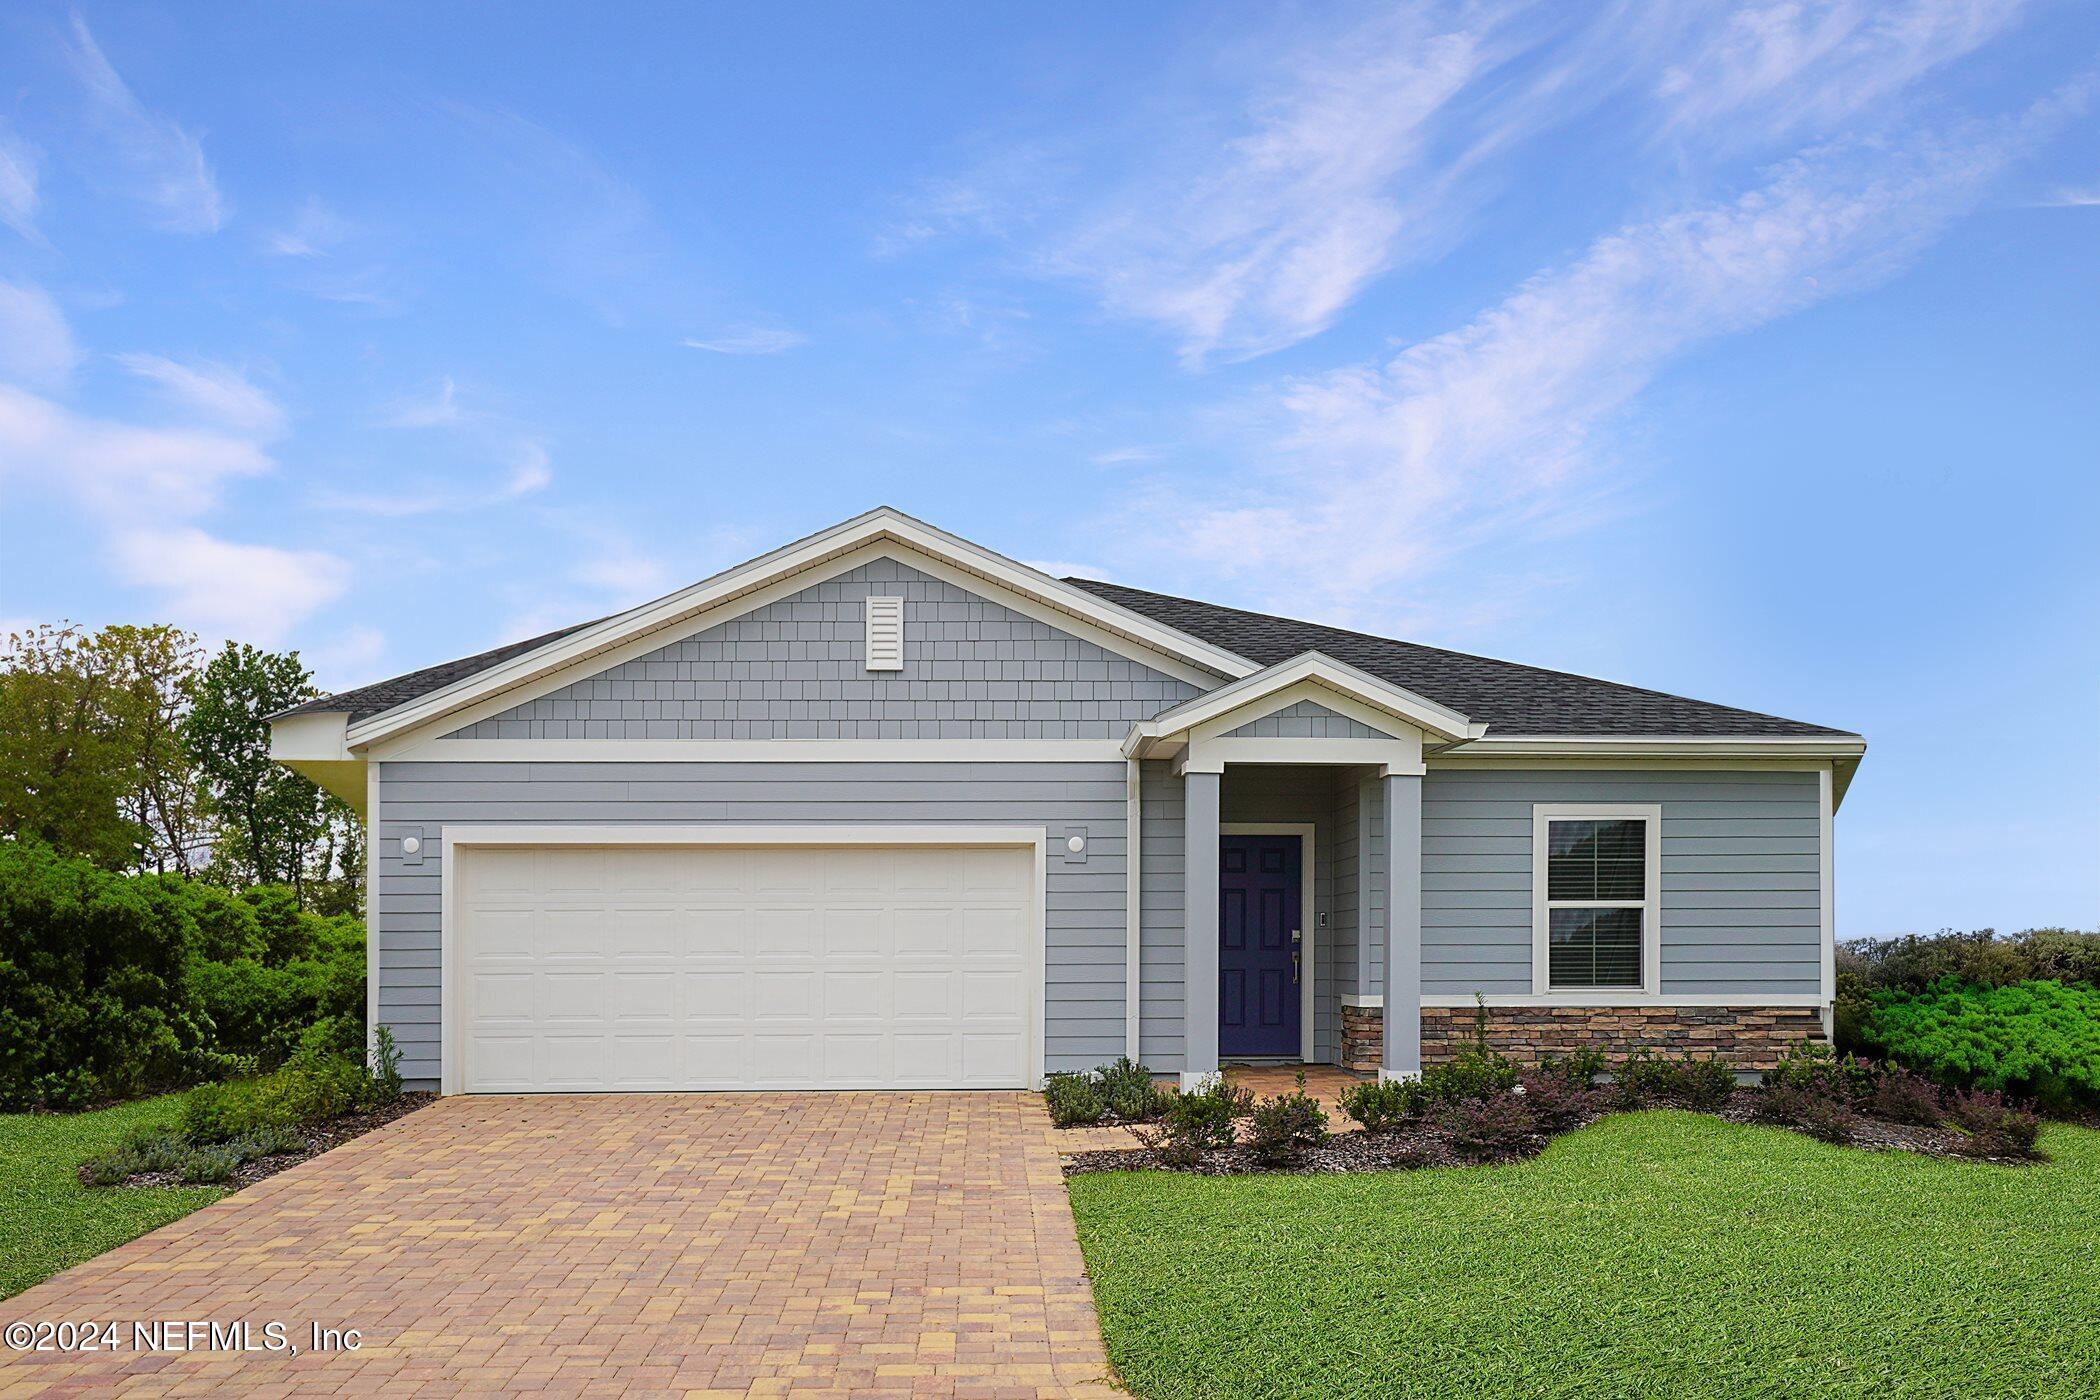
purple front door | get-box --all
[1219,834,1302,1058]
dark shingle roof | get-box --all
[1063,578,1856,739]
[278,573,1854,741]
[275,619,602,723]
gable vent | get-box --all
[864,596,905,671]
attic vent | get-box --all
[864,596,905,671]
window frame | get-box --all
[1531,803,1663,996]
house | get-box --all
[270,507,1863,1093]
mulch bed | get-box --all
[97,1092,436,1192]
[1063,1096,2044,1176]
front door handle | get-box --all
[1292,950,1301,984]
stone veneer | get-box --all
[1338,1004,1825,1074]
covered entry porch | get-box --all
[1125,652,1484,1088]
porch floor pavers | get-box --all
[1053,1063,1369,1153]
[0,1093,1116,1397]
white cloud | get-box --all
[376,376,465,429]
[61,13,226,234]
[1155,95,2081,620]
[110,527,348,646]
[113,353,286,436]
[1090,446,1158,466]
[0,279,77,386]
[262,195,351,258]
[681,326,807,355]
[2032,183,2100,207]
[0,382,268,519]
[504,439,553,497]
[0,124,40,241]
[1657,0,2029,139]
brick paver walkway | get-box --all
[0,1093,1116,1397]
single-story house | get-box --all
[271,507,1863,1093]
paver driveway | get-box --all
[0,1093,1115,1396]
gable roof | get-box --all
[1063,578,1857,739]
[276,618,604,723]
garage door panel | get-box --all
[456,842,1035,1092]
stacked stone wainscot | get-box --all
[1339,1005,1826,1074]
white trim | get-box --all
[364,763,380,1064]
[1125,758,1142,1062]
[345,508,1249,747]
[1219,822,1317,1063]
[1819,763,1836,1040]
[1423,993,1829,1008]
[436,822,1050,1096]
[1531,803,1663,997]
[1448,736,1865,757]
[1128,651,1480,751]
[374,738,1130,764]
[1340,994,1383,1009]
[1181,736,1422,775]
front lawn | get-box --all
[0,1097,225,1299]
[1068,1111,2100,1398]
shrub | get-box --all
[1944,1089,2044,1161]
[1096,1056,1169,1122]
[1539,1046,1608,1088]
[1842,927,2100,996]
[177,1144,242,1184]
[1864,1068,1944,1127]
[1246,1074,1330,1166]
[1616,1048,1736,1109]
[1857,979,2100,1113]
[1337,1078,1422,1133]
[0,842,367,1108]
[180,1055,381,1142]
[1754,1085,1856,1144]
[80,1147,142,1186]
[119,1126,187,1173]
[370,1025,404,1104]
[1418,1050,1519,1106]
[1139,1079,1252,1168]
[1761,1041,1878,1099]
[1514,1072,1600,1134]
[1439,1094,1537,1162]
[1043,1071,1106,1127]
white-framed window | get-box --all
[1531,804,1661,995]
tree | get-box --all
[183,643,330,894]
[0,623,194,869]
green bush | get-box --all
[1616,1048,1736,1109]
[177,1144,242,1184]
[1246,1075,1330,1166]
[1539,1046,1608,1088]
[1841,927,2100,998]
[1754,1085,1856,1145]
[1857,979,2100,1113]
[180,1056,381,1142]
[0,842,365,1108]
[1043,1071,1106,1128]
[119,1126,187,1173]
[1417,1050,1519,1106]
[1338,1078,1422,1133]
[80,1146,143,1186]
[1439,1095,1538,1162]
[1761,1041,1879,1099]
[1096,1057,1170,1122]
[1139,1080,1253,1167]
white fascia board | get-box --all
[375,738,1129,763]
[346,507,1253,749]
[1452,734,1866,757]
[268,710,366,810]
[1130,651,1478,748]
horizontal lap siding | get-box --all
[1420,768,1823,997]
[377,760,1129,1086]
[1137,762,1185,1069]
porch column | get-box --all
[1181,769,1221,1088]
[1381,771,1423,1081]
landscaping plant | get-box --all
[1944,1089,2043,1161]
[1615,1048,1735,1110]
[1246,1074,1331,1166]
[1439,1094,1538,1162]
[1856,978,2100,1114]
[1096,1056,1171,1122]
[1337,1078,1421,1133]
[1137,1080,1253,1168]
[1513,1071,1599,1134]
[1043,1071,1107,1128]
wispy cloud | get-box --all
[0,279,78,386]
[1151,91,2085,623]
[61,13,226,234]
[114,353,286,437]
[682,326,807,355]
[375,376,466,430]
[321,383,552,516]
[0,123,41,241]
[261,195,352,258]
[2031,182,2100,206]
[110,528,348,647]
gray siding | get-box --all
[448,557,1200,741]
[1225,700,1388,740]
[1137,761,1185,1068]
[1419,768,1823,997]
[376,760,1128,1087]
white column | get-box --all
[1381,771,1423,1081]
[1182,769,1221,1088]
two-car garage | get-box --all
[447,829,1042,1093]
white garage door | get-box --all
[453,842,1036,1092]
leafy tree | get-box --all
[104,625,210,875]
[2,626,146,867]
[184,643,326,893]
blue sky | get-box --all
[0,2,2093,936]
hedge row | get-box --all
[0,842,362,1109]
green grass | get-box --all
[1068,1112,2100,1398]
[0,1096,226,1299]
